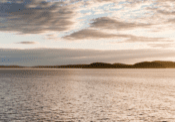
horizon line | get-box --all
[1,60,175,68]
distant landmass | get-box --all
[1,61,175,68]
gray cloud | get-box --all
[0,0,78,34]
[0,0,174,43]
[90,17,151,30]
[0,0,24,3]
[16,41,37,44]
[148,43,175,48]
[64,28,170,43]
[121,36,172,43]
[46,34,59,40]
[1,48,175,66]
[146,0,175,24]
[64,15,171,42]
[157,10,175,16]
[64,29,122,40]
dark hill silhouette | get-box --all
[1,61,175,68]
[133,61,165,68]
[84,62,115,68]
[152,61,175,68]
[113,63,132,68]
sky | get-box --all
[0,0,175,66]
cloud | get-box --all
[148,43,175,48]
[0,0,24,3]
[16,41,37,44]
[145,0,175,24]
[46,34,59,40]
[64,28,170,43]
[64,29,121,40]
[1,0,175,45]
[0,0,170,34]
[63,0,175,43]
[0,0,80,34]
[90,17,151,30]
[121,36,172,43]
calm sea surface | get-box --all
[0,69,175,121]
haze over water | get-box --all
[1,69,175,121]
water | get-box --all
[0,69,175,121]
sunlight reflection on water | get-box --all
[0,69,175,121]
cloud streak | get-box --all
[90,17,151,30]
[16,41,37,44]
[64,28,170,43]
[64,29,121,40]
